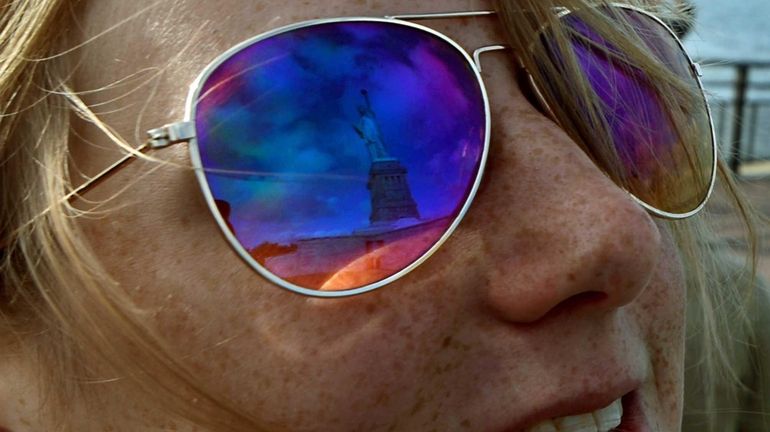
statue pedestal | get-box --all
[367,159,420,224]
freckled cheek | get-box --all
[629,229,686,425]
[634,231,686,340]
[179,304,449,428]
[75,133,467,425]
[149,278,453,410]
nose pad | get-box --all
[464,51,662,324]
[475,47,551,119]
[514,64,553,119]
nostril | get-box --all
[544,291,609,320]
[510,291,611,326]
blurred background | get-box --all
[682,0,770,281]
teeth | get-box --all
[556,413,600,432]
[528,422,558,432]
[592,398,623,431]
[525,397,623,432]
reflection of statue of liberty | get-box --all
[353,89,393,162]
[352,89,420,225]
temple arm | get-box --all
[70,121,195,200]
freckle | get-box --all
[375,391,390,405]
[365,303,376,315]
[442,335,452,348]
[461,419,472,428]
[409,397,425,415]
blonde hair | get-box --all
[0,0,764,430]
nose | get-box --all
[465,54,663,324]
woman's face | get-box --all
[72,0,685,430]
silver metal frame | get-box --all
[385,10,495,20]
[520,3,718,220]
[69,7,719,297]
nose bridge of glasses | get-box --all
[472,45,509,72]
[384,10,496,21]
[381,10,513,72]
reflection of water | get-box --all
[685,0,770,64]
[249,216,451,291]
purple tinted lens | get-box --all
[539,8,713,215]
[194,21,486,292]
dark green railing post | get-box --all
[729,64,749,172]
[746,102,759,161]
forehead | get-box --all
[74,0,501,112]
[73,0,671,129]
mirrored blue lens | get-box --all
[194,20,487,291]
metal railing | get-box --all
[699,60,770,173]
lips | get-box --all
[499,384,646,432]
[524,396,623,432]
[518,391,651,432]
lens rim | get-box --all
[522,3,718,220]
[182,17,491,297]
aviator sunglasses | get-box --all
[73,4,717,297]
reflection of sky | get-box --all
[196,21,485,248]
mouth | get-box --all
[616,391,651,432]
[518,390,651,432]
